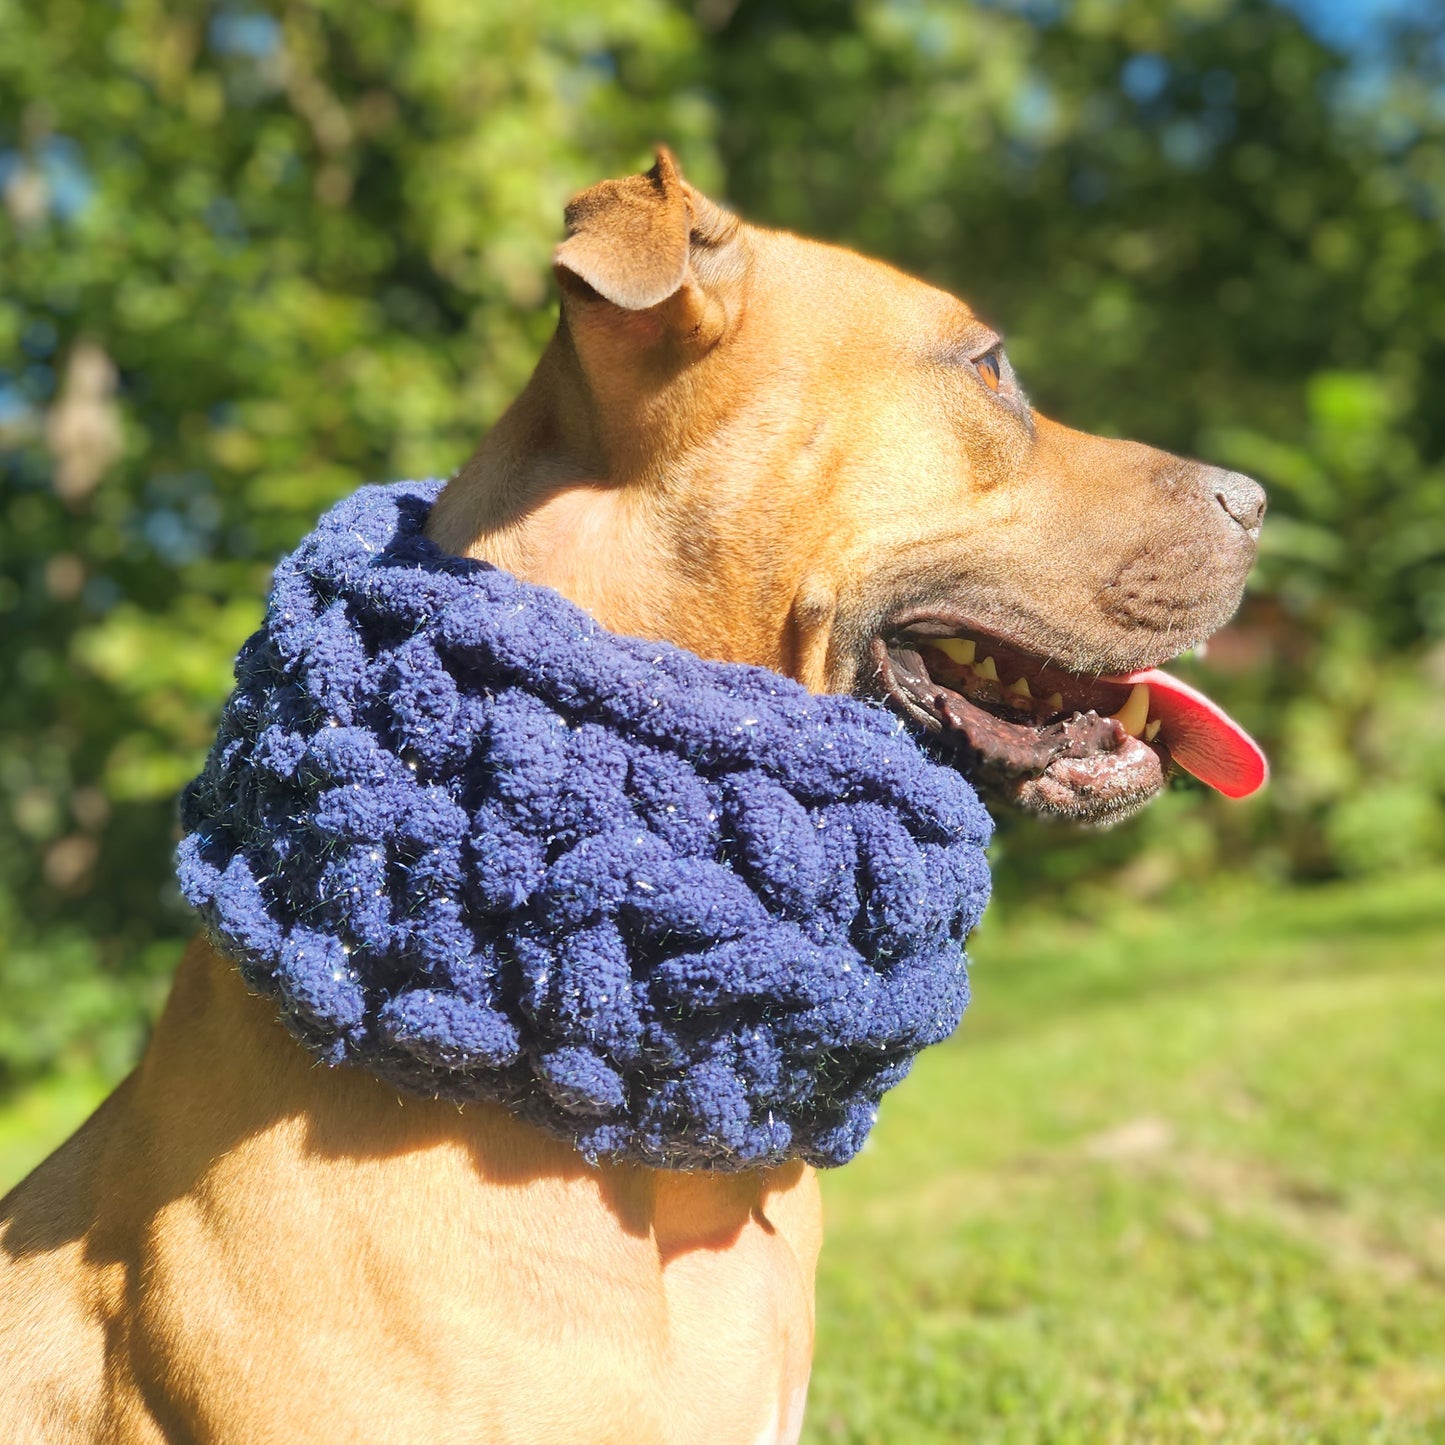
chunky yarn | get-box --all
[178,480,992,1169]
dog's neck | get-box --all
[428,336,667,629]
[426,332,836,689]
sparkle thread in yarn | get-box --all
[178,480,992,1170]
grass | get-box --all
[805,871,1445,1443]
[3,872,1442,1440]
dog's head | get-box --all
[433,151,1266,824]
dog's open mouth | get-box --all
[873,625,1267,823]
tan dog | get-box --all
[0,152,1262,1443]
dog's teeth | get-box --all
[1046,692,1064,712]
[1111,683,1150,737]
[1144,718,1162,743]
[973,655,999,681]
[933,637,976,666]
[1007,676,1032,697]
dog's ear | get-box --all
[553,149,739,352]
[555,149,691,311]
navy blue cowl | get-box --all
[177,481,992,1170]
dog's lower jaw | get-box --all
[870,636,1170,822]
[0,940,822,1443]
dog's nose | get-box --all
[1211,469,1266,535]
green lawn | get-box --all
[806,871,1445,1443]
[4,874,1443,1441]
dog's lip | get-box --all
[870,615,1267,814]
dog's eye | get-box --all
[976,351,1001,392]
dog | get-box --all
[0,150,1262,1443]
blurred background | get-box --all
[2,0,1443,1437]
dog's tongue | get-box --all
[1116,668,1268,799]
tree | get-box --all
[2,0,1442,1092]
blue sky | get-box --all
[1282,0,1439,48]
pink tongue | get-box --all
[1113,668,1268,799]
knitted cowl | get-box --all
[178,480,992,1170]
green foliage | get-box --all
[3,0,1444,1092]
[700,0,1445,892]
[0,0,717,1089]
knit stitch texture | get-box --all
[178,480,992,1169]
